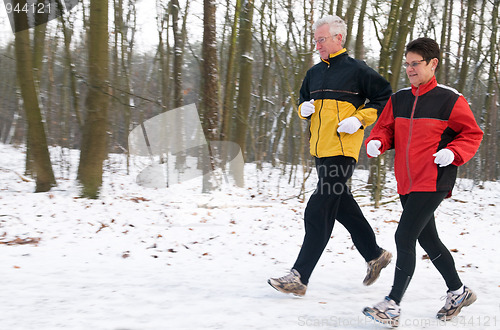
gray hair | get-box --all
[312,15,347,47]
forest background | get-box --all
[0,0,498,201]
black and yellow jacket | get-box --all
[298,49,392,160]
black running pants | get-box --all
[389,191,463,304]
[293,156,382,285]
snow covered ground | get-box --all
[0,143,499,329]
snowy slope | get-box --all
[0,143,499,329]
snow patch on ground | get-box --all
[1,143,499,329]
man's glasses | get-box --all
[313,34,338,46]
[403,59,427,69]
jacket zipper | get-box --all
[336,100,345,155]
[315,100,323,157]
[314,62,330,157]
[405,86,419,194]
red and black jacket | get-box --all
[366,76,483,195]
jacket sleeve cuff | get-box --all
[354,108,377,128]
[448,148,464,166]
[297,103,308,120]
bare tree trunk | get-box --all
[171,0,184,109]
[368,0,403,207]
[78,0,110,198]
[58,3,83,130]
[343,0,358,49]
[116,0,136,154]
[24,0,49,177]
[13,0,56,192]
[437,0,449,83]
[221,0,242,141]
[369,0,410,207]
[233,0,255,186]
[201,0,220,192]
[444,0,453,85]
[482,0,499,181]
[254,0,272,169]
[171,0,189,173]
[453,0,466,85]
[377,0,401,77]
[111,0,122,154]
[32,0,49,83]
[354,0,368,58]
[456,0,475,92]
[157,2,171,110]
[389,0,417,89]
[462,0,487,179]
[336,0,344,17]
[328,0,334,15]
[45,36,56,147]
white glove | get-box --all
[433,148,454,167]
[337,117,362,134]
[367,140,382,157]
[300,99,315,117]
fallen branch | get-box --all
[0,167,31,182]
[0,237,41,246]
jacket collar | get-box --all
[321,48,347,65]
[411,76,437,96]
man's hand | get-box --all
[433,149,454,167]
[337,117,362,134]
[367,140,382,157]
[300,99,315,117]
